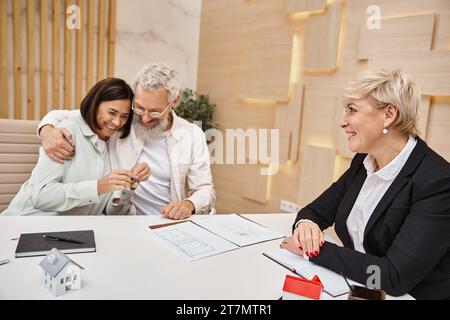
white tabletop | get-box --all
[0,214,413,300]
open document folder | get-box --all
[147,214,285,262]
[263,236,350,297]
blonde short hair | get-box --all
[343,69,421,137]
[132,63,179,102]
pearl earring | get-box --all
[383,127,388,134]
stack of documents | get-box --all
[0,254,9,265]
[263,248,350,297]
[147,214,285,262]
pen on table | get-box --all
[42,235,84,244]
[285,263,296,274]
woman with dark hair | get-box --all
[3,78,150,215]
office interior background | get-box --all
[0,0,449,215]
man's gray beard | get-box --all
[133,114,170,139]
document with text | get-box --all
[194,214,284,247]
[263,235,351,297]
[147,214,285,262]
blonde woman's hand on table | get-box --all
[293,220,325,258]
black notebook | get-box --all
[15,230,96,258]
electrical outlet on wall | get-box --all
[280,200,301,213]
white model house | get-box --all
[39,248,84,297]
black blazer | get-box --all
[293,138,450,299]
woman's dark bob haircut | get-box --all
[80,78,134,139]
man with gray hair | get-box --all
[38,63,215,219]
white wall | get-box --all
[114,0,202,90]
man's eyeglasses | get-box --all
[132,100,172,119]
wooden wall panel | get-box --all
[40,0,49,118]
[13,0,22,119]
[75,0,84,107]
[300,84,340,148]
[427,97,450,161]
[278,129,291,165]
[298,145,335,206]
[1,0,117,119]
[242,164,270,204]
[358,13,435,60]
[287,83,304,161]
[368,51,450,97]
[239,26,293,101]
[274,83,304,162]
[64,0,74,108]
[433,10,450,51]
[336,156,352,181]
[274,104,291,165]
[197,0,450,214]
[26,0,35,119]
[108,0,116,77]
[52,0,61,108]
[286,0,326,14]
[86,0,95,91]
[418,96,431,139]
[0,0,8,118]
[97,0,106,81]
[304,2,343,71]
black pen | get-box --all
[43,235,84,244]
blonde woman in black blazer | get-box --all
[287,70,450,299]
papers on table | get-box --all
[263,248,350,297]
[194,214,284,247]
[148,220,238,261]
[0,254,10,265]
[147,214,285,262]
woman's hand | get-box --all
[97,169,137,195]
[280,236,304,256]
[293,220,325,258]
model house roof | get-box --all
[283,275,323,300]
[39,248,84,278]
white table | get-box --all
[0,214,413,300]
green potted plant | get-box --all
[175,89,218,132]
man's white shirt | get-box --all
[134,131,171,215]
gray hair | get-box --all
[132,63,180,101]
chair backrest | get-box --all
[0,119,40,213]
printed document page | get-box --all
[194,214,285,247]
[148,221,238,262]
[263,248,350,297]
